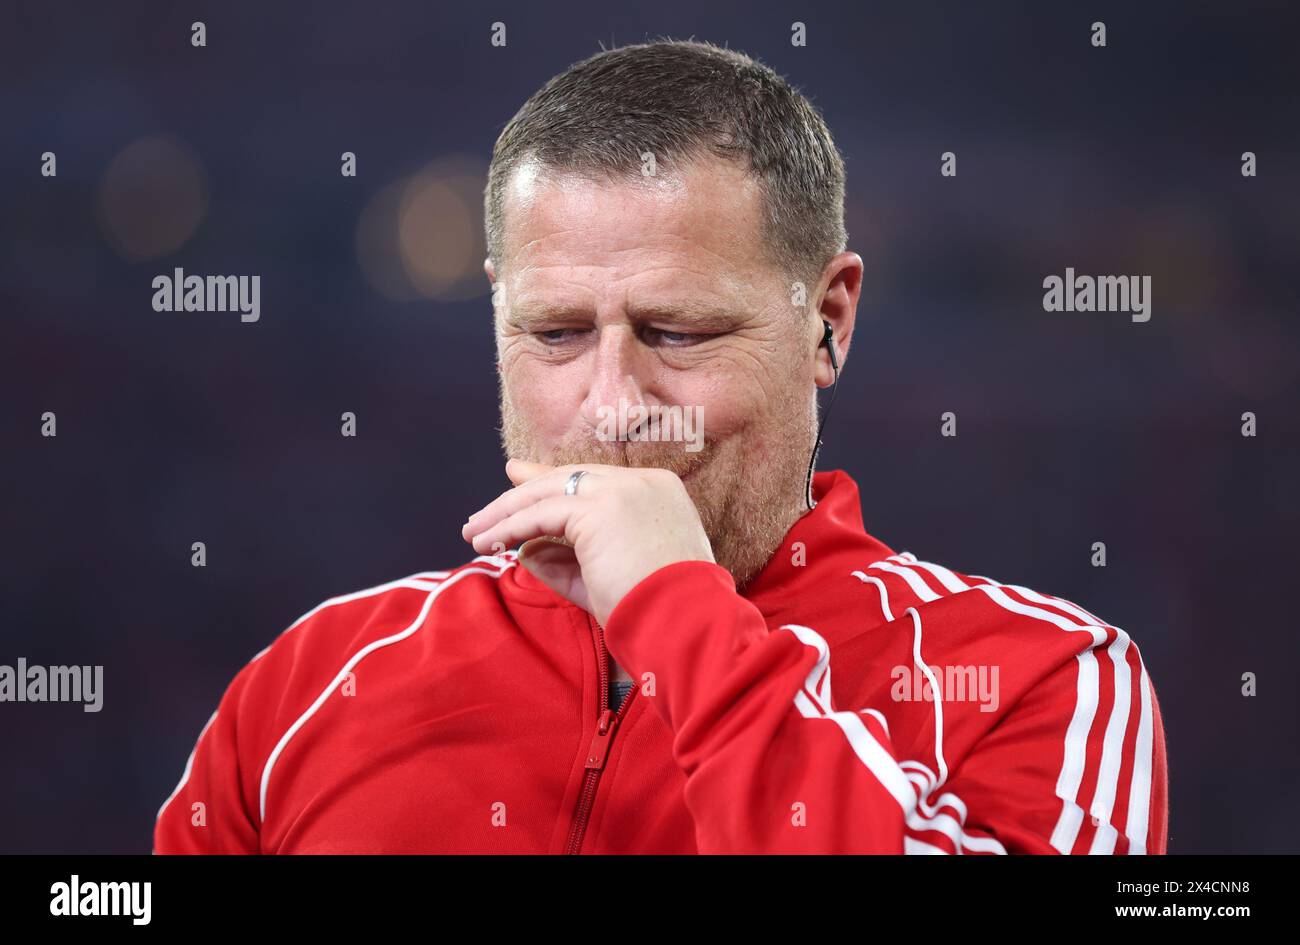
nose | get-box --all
[578,324,652,435]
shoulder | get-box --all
[850,551,1166,854]
[159,553,523,833]
[851,550,1153,673]
[231,552,520,697]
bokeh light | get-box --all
[97,136,207,262]
[356,156,488,303]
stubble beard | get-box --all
[497,378,818,590]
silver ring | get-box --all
[563,470,588,496]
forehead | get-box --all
[499,157,773,297]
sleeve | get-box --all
[153,657,263,854]
[937,631,1169,855]
[601,559,1168,855]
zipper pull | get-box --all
[584,709,620,770]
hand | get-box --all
[461,459,716,626]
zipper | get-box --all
[563,612,638,854]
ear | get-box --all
[484,257,496,283]
[812,252,863,389]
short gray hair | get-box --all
[485,39,847,289]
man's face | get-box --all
[488,156,820,586]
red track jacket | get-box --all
[155,469,1168,854]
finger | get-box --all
[470,495,583,555]
[465,463,618,539]
[505,458,554,485]
[519,539,592,613]
[463,468,593,541]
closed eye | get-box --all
[530,326,720,347]
[642,327,716,347]
[534,328,589,345]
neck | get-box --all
[725,487,813,592]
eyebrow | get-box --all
[512,300,742,329]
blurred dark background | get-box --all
[1,1,1296,853]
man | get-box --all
[155,40,1167,854]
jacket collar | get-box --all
[740,469,896,624]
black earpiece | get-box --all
[821,320,840,372]
[805,320,842,511]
